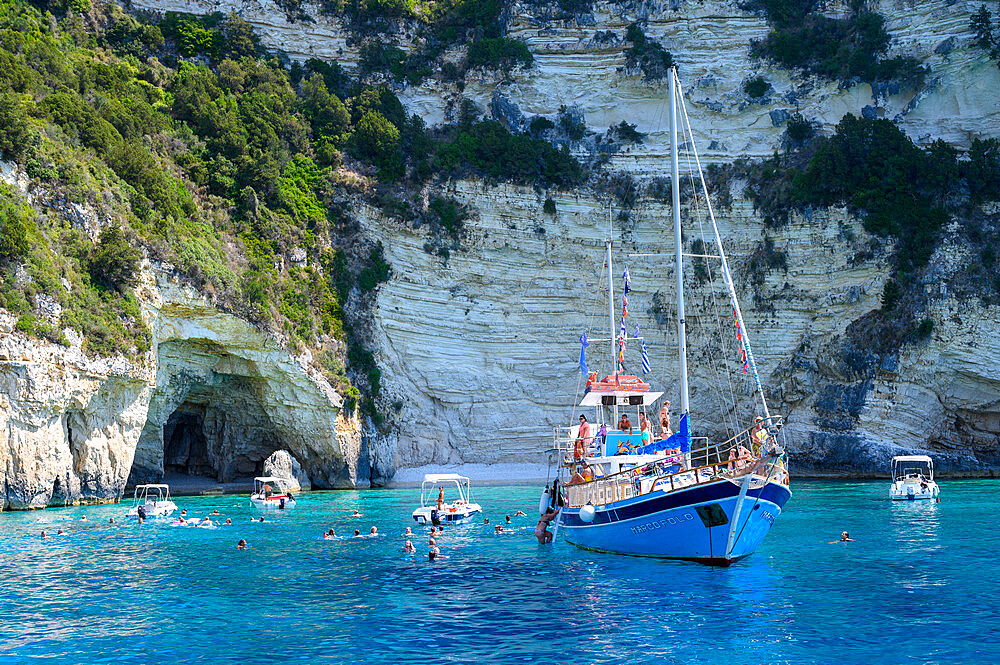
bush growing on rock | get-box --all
[0,185,33,261]
[467,37,533,70]
[89,224,141,293]
[743,76,769,98]
[625,23,675,80]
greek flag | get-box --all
[579,333,589,376]
[641,341,650,374]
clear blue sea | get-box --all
[0,480,995,664]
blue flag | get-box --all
[641,341,650,374]
[579,333,589,376]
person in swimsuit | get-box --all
[535,507,560,544]
[324,528,337,540]
[436,486,445,511]
[575,415,591,460]
[660,403,672,438]
[236,539,247,550]
[403,540,415,553]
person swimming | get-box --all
[369,526,378,537]
[404,526,413,536]
[353,529,361,537]
[236,539,247,550]
[324,528,338,540]
[40,530,46,539]
[505,515,512,524]
[830,531,855,543]
[494,525,504,534]
[351,509,361,517]
[224,518,232,525]
[109,517,115,524]
[212,510,220,515]
[403,540,415,553]
[514,510,526,517]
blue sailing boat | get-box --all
[545,69,791,566]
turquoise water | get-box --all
[0,480,995,664]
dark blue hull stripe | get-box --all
[561,480,791,527]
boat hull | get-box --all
[559,478,791,565]
[890,480,939,500]
[412,504,482,524]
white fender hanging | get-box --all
[538,487,551,516]
[580,503,596,523]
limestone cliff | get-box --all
[0,266,366,510]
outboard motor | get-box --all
[430,509,440,526]
[279,498,286,509]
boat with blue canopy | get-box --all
[541,68,791,566]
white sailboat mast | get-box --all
[673,76,772,422]
[606,237,616,379]
[669,69,691,418]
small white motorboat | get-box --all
[126,484,178,518]
[412,474,482,525]
[250,476,297,510]
[889,455,940,500]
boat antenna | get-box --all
[674,73,771,422]
[669,68,691,421]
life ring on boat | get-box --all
[574,438,585,460]
[585,372,598,391]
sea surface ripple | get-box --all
[0,480,995,664]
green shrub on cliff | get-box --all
[749,1,925,85]
[625,23,675,80]
[89,224,141,293]
[0,185,32,262]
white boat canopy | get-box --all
[422,473,470,484]
[891,455,933,463]
[135,484,170,489]
[579,390,664,407]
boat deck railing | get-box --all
[559,415,787,508]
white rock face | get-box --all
[366,182,1000,476]
[0,268,363,510]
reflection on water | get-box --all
[0,480,997,664]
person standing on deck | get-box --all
[436,486,444,511]
[575,414,591,460]
[659,403,672,439]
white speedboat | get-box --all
[126,484,178,519]
[889,455,940,500]
[412,474,482,525]
[250,476,297,510]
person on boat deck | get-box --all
[751,417,769,455]
[575,414,591,460]
[659,403,672,438]
[263,483,272,497]
[639,412,652,450]
[535,507,560,544]
[728,443,753,471]
[436,486,444,511]
[618,413,633,435]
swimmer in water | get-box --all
[405,527,412,536]
[403,540,415,553]
[429,537,436,548]
[258,517,265,523]
[353,529,361,537]
[370,526,378,537]
[224,518,232,525]
[212,510,220,515]
[484,518,490,525]
[830,531,855,543]
[199,518,213,528]
[236,539,247,550]
[515,510,527,517]
[494,525,503,534]
[428,546,440,561]
[324,528,338,540]
[505,515,512,524]
[109,517,115,524]
[351,509,361,517]
[40,530,46,539]
[80,516,87,522]
[57,529,64,536]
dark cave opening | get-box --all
[163,407,213,477]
